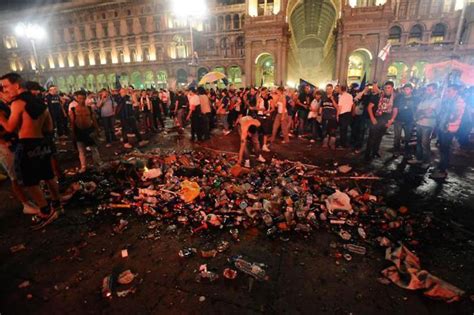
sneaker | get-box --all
[244,160,251,168]
[138,140,149,147]
[430,171,447,180]
[106,143,112,148]
[223,130,231,136]
[22,202,40,215]
[310,139,315,143]
[257,155,266,163]
[262,145,270,152]
[31,210,58,231]
[123,143,133,149]
[407,159,422,165]
[281,141,288,144]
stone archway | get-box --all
[228,65,242,87]
[176,69,188,87]
[86,74,95,91]
[76,75,85,90]
[255,53,275,87]
[144,70,155,88]
[197,67,209,81]
[347,48,373,85]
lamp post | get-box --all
[15,22,46,80]
[172,0,207,83]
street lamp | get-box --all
[172,0,207,80]
[14,22,46,76]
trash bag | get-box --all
[179,180,201,203]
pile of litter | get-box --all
[60,150,465,302]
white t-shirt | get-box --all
[188,94,200,111]
[308,99,320,119]
[338,92,354,115]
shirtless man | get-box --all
[0,73,61,229]
[237,115,266,168]
[69,90,101,173]
[0,87,39,215]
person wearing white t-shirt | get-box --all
[337,86,354,148]
[308,90,323,143]
[270,86,290,144]
[186,88,203,141]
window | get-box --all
[236,36,245,56]
[127,9,131,16]
[102,23,108,37]
[90,25,97,39]
[102,13,106,19]
[139,17,147,33]
[408,24,423,43]
[126,19,133,35]
[174,36,187,59]
[79,26,86,41]
[207,39,216,50]
[220,37,229,57]
[114,21,121,36]
[69,28,75,42]
[225,15,231,30]
[388,26,402,44]
[233,14,240,29]
[443,0,453,12]
[114,11,118,18]
[431,23,446,43]
[3,35,18,49]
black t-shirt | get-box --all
[321,95,337,120]
[394,94,418,123]
[297,92,312,112]
[45,94,61,115]
[370,93,394,118]
[177,95,188,109]
[118,95,134,118]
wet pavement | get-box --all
[0,125,473,314]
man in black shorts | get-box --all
[0,73,61,229]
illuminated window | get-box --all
[431,23,446,43]
[408,24,423,44]
[388,26,402,44]
[3,36,18,49]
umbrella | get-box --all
[199,71,227,85]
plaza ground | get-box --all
[0,126,473,314]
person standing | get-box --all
[139,90,154,133]
[116,88,148,149]
[337,85,354,148]
[69,91,101,173]
[0,73,61,229]
[364,81,397,160]
[186,88,203,142]
[0,86,40,215]
[151,90,165,131]
[236,115,266,168]
[270,86,290,144]
[392,83,419,158]
[408,83,440,167]
[97,89,116,147]
[320,84,339,149]
[45,85,67,138]
[216,89,231,135]
[308,90,322,143]
[431,84,466,179]
[295,85,312,137]
[198,87,211,140]
[256,87,273,152]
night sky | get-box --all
[0,0,71,11]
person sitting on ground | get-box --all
[236,115,266,168]
[0,72,61,229]
[69,90,102,173]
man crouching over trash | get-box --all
[237,115,266,168]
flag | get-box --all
[43,76,54,90]
[378,42,391,61]
[115,74,121,89]
[359,72,367,90]
[299,78,316,91]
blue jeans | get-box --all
[394,120,414,155]
[415,125,433,162]
[102,116,115,144]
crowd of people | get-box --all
[0,71,473,229]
